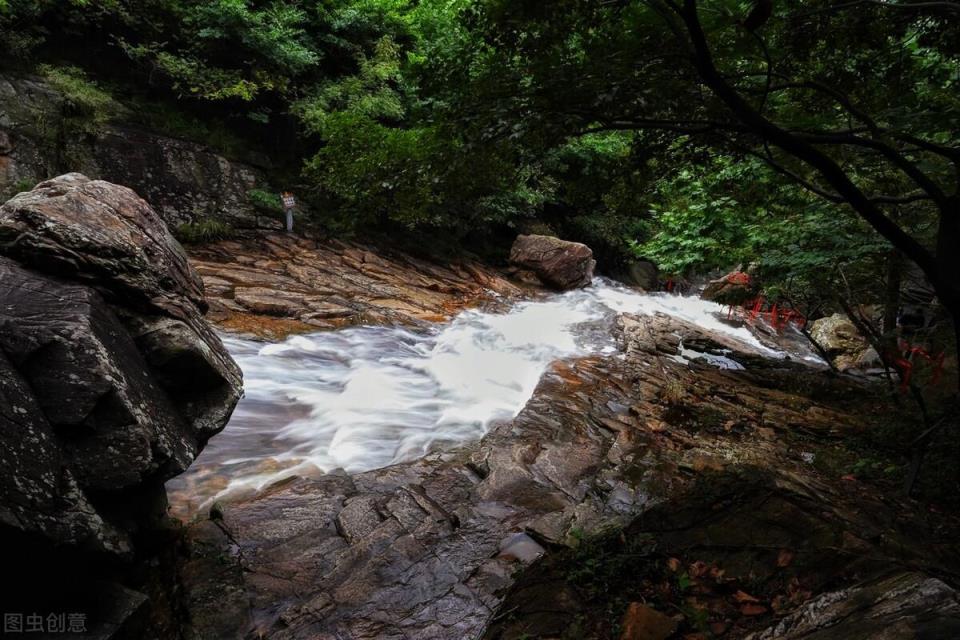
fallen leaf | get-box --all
[770,595,786,613]
[740,603,768,616]
[619,602,678,640]
[667,557,681,572]
[691,455,725,472]
[733,590,759,603]
[689,560,709,578]
[777,549,794,567]
[710,621,730,636]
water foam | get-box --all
[167,279,797,513]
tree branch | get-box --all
[796,0,960,16]
[673,0,940,279]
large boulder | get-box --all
[0,172,206,317]
[701,268,758,306]
[809,312,875,371]
[0,174,241,635]
[509,234,596,290]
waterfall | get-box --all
[166,279,806,516]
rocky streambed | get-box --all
[176,306,960,639]
[166,279,789,520]
[1,176,959,640]
[171,249,960,638]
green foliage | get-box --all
[635,152,891,304]
[115,1,319,102]
[38,64,121,130]
[565,529,656,600]
[144,49,275,102]
[562,528,662,637]
[247,188,282,213]
[12,178,35,194]
[174,220,234,245]
[2,0,957,325]
[294,36,406,136]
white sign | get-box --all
[282,192,296,209]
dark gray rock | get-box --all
[0,174,241,542]
[0,345,130,555]
[0,72,269,229]
[508,234,596,290]
[94,126,264,228]
[0,175,242,636]
[619,259,659,290]
[0,173,207,317]
[0,258,195,491]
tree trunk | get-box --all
[882,256,902,336]
[882,249,903,355]
[955,315,960,393]
[936,201,960,393]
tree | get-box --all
[668,0,960,391]
[449,0,960,390]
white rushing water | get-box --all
[167,279,794,514]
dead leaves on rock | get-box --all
[619,602,678,640]
[652,553,813,637]
[777,548,795,568]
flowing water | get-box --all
[166,279,804,517]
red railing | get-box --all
[724,295,807,332]
[889,340,946,392]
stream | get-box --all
[166,279,792,517]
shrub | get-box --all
[247,188,282,213]
[38,65,121,130]
[174,220,234,244]
[12,178,35,194]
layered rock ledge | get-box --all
[190,233,527,339]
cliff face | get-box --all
[0,73,269,229]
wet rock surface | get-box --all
[190,232,527,339]
[0,172,207,317]
[0,175,241,637]
[176,311,957,639]
[509,234,596,290]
